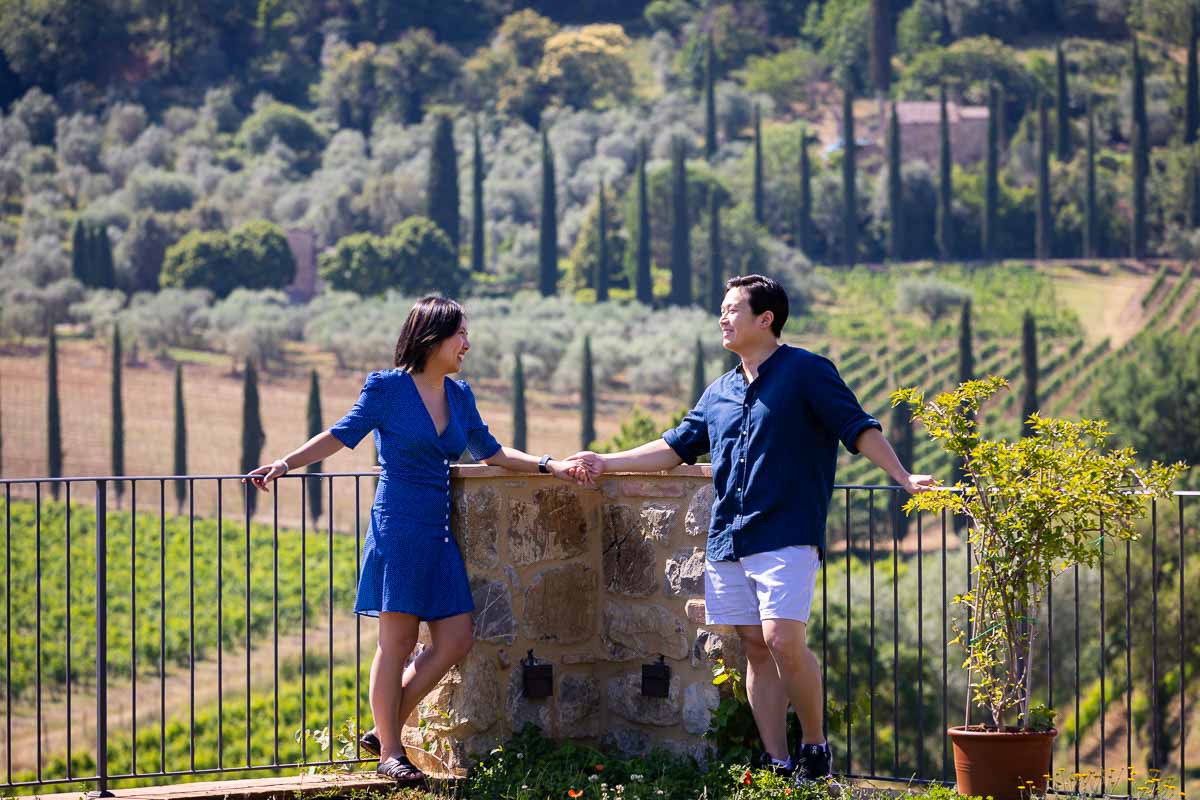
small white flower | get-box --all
[590,775,600,783]
[656,791,665,796]
[516,752,525,759]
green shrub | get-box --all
[235,103,325,171]
[160,221,295,298]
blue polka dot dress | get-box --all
[329,370,502,621]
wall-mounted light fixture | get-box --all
[521,649,553,699]
[641,654,670,698]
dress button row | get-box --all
[443,537,449,543]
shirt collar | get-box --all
[732,343,787,385]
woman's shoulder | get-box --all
[363,368,405,390]
[449,378,476,398]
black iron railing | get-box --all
[0,475,1192,797]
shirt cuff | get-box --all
[328,424,361,450]
[839,417,883,454]
[662,430,698,465]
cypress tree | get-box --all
[1036,94,1052,260]
[888,400,913,541]
[983,83,999,259]
[887,102,903,260]
[471,120,486,272]
[708,192,723,315]
[704,33,718,161]
[752,105,765,225]
[1188,10,1199,145]
[1131,37,1148,260]
[798,126,813,255]
[691,338,705,406]
[870,0,893,97]
[936,84,953,261]
[111,324,125,503]
[427,114,460,254]
[1055,41,1071,161]
[173,363,187,514]
[669,138,691,306]
[958,299,974,383]
[1085,100,1098,258]
[1020,310,1039,437]
[305,369,323,523]
[240,359,265,517]
[634,140,653,305]
[595,181,609,302]
[512,351,527,452]
[47,324,62,499]
[842,79,857,267]
[1189,154,1200,230]
[539,129,559,296]
[580,335,595,450]
[952,300,973,528]
[94,224,115,289]
[71,219,89,286]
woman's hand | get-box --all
[244,459,289,492]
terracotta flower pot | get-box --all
[947,725,1058,800]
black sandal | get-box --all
[376,754,426,784]
[359,729,381,757]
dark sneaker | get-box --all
[793,742,832,785]
[757,750,795,776]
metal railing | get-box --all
[0,475,1193,797]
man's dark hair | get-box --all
[726,274,789,336]
[394,296,464,372]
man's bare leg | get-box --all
[735,624,790,761]
[761,618,824,744]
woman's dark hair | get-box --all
[394,296,464,372]
[725,274,789,336]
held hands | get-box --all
[544,452,606,487]
[562,451,605,486]
[244,459,289,492]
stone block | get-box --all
[602,601,689,661]
[556,673,601,738]
[660,738,712,766]
[452,485,501,569]
[416,648,500,737]
[685,484,715,537]
[505,661,552,734]
[509,486,589,565]
[639,503,678,543]
[683,681,720,735]
[471,578,516,644]
[600,727,651,756]
[602,504,657,597]
[523,563,598,644]
[605,671,682,727]
[685,599,707,625]
[622,479,686,498]
[692,628,744,668]
[664,547,705,596]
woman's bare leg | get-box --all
[370,612,419,761]
[394,613,474,729]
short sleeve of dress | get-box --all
[329,371,389,449]
[456,380,503,461]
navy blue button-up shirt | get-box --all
[663,344,882,562]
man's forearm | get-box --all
[600,439,685,473]
[855,428,909,484]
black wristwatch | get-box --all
[538,454,553,474]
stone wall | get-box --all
[405,464,744,775]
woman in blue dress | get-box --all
[246,296,586,783]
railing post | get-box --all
[88,480,114,798]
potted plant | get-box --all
[892,377,1184,800]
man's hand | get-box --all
[901,473,938,493]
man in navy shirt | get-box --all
[569,275,936,783]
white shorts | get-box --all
[704,545,821,626]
